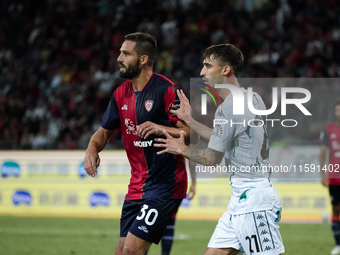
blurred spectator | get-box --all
[0,0,339,149]
[20,128,33,150]
[31,128,49,149]
[58,134,77,150]
[77,124,93,149]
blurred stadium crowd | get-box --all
[0,0,339,149]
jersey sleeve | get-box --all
[101,94,120,130]
[320,128,329,146]
[164,85,180,126]
[208,104,237,153]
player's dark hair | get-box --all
[124,32,157,67]
[203,44,244,77]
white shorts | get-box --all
[208,207,285,255]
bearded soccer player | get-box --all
[84,32,190,255]
[155,44,284,255]
[320,99,340,255]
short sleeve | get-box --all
[164,85,180,126]
[101,94,120,130]
[208,105,237,153]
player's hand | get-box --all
[137,121,162,139]
[188,183,196,200]
[84,147,100,177]
[154,129,186,155]
[170,90,191,125]
[321,177,328,187]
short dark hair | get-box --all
[124,32,157,67]
[203,44,244,77]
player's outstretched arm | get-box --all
[84,127,114,177]
[170,90,212,141]
[154,129,224,166]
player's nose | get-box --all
[117,53,123,62]
[200,68,205,77]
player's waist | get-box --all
[230,177,272,191]
[126,185,186,200]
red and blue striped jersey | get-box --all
[101,73,187,200]
[321,123,340,184]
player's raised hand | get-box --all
[137,121,163,139]
[84,147,100,177]
[154,129,186,155]
[170,90,191,125]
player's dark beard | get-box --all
[119,59,142,79]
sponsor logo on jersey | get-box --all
[212,124,223,138]
[145,100,154,112]
[257,214,264,220]
[1,161,20,178]
[13,190,32,205]
[258,222,266,227]
[260,230,268,235]
[332,141,340,150]
[170,100,180,110]
[133,140,153,147]
[138,225,149,233]
[169,100,180,117]
[125,118,138,135]
[216,110,225,118]
[264,246,272,251]
[89,192,110,207]
[262,237,271,243]
[121,104,128,110]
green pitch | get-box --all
[0,216,334,254]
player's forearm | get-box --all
[181,146,222,166]
[190,118,213,140]
[87,129,111,153]
[320,154,327,178]
[320,146,328,178]
[189,160,196,184]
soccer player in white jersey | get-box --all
[154,44,284,255]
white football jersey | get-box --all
[208,87,281,214]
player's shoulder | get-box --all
[113,79,132,98]
[154,73,177,88]
[217,100,234,120]
[325,122,336,129]
[116,79,131,90]
[325,122,339,132]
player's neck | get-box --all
[218,77,241,100]
[131,68,153,91]
[336,121,340,127]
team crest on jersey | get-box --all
[145,100,154,112]
[331,133,337,139]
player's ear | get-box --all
[222,65,232,77]
[140,55,149,65]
